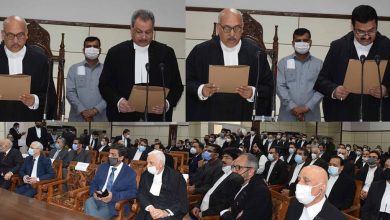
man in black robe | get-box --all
[314,5,390,121]
[186,8,273,121]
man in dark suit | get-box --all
[337,147,356,178]
[9,123,26,150]
[153,143,174,169]
[314,5,390,121]
[0,16,56,121]
[352,146,364,169]
[61,128,76,148]
[114,129,131,148]
[85,144,137,219]
[286,165,346,220]
[296,134,309,148]
[243,128,261,153]
[99,9,183,122]
[318,143,331,162]
[283,143,297,166]
[186,8,273,121]
[16,141,54,197]
[262,134,277,154]
[191,148,243,218]
[127,139,152,161]
[83,130,99,150]
[221,153,272,220]
[49,136,70,164]
[326,156,356,210]
[356,151,383,202]
[262,146,289,185]
[136,150,188,220]
[26,121,51,151]
[0,139,23,189]
[361,157,390,219]
[68,138,91,163]
[309,144,329,172]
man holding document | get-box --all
[99,9,183,122]
[186,8,273,121]
[314,5,390,121]
[0,16,56,121]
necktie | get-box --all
[106,167,117,192]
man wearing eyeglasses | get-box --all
[99,9,183,122]
[186,8,273,121]
[0,16,57,121]
[314,5,390,121]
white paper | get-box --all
[75,162,90,171]
[182,174,189,183]
[287,59,295,69]
[77,66,86,75]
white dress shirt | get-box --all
[31,155,40,179]
[363,166,377,192]
[149,168,163,196]
[310,158,318,166]
[101,162,123,192]
[133,150,143,160]
[326,175,339,197]
[354,155,361,164]
[289,162,305,185]
[201,170,231,211]
[249,135,255,150]
[354,38,373,58]
[266,159,278,182]
[134,43,149,84]
[98,145,106,152]
[286,153,293,163]
[257,154,268,174]
[122,135,127,147]
[380,181,390,214]
[35,127,42,138]
[299,196,326,220]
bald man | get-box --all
[285,165,346,220]
[186,8,273,121]
[0,138,23,189]
[0,16,56,121]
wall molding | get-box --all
[186,6,390,21]
[0,17,185,32]
[342,130,390,132]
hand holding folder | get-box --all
[0,74,31,101]
[208,65,250,93]
[128,85,169,113]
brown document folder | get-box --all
[208,65,250,93]
[128,85,170,113]
[0,74,31,100]
[343,59,388,94]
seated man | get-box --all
[192,148,243,218]
[188,144,223,195]
[0,138,23,189]
[285,165,346,219]
[153,143,174,169]
[337,147,355,178]
[189,141,204,180]
[326,156,356,210]
[136,150,188,219]
[309,144,328,171]
[16,141,54,197]
[68,138,92,163]
[361,157,390,219]
[262,146,289,185]
[220,153,272,220]
[85,144,137,219]
[49,136,69,162]
[356,151,383,202]
[127,139,152,161]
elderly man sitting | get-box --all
[136,150,188,220]
[0,138,23,189]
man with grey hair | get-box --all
[309,144,328,172]
[220,153,272,220]
[16,141,54,197]
[0,15,56,121]
[49,136,69,163]
[99,9,183,122]
[0,138,23,189]
[136,150,188,219]
[186,8,273,121]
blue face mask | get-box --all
[54,143,61,149]
[138,145,146,152]
[289,148,295,154]
[294,154,304,164]
[28,148,34,156]
[328,166,339,176]
[72,144,78,151]
[202,151,211,161]
[267,154,274,161]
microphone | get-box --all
[43,59,52,120]
[144,63,150,122]
[252,50,262,121]
[375,55,382,122]
[159,63,167,122]
[359,55,366,122]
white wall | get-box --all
[0,0,185,28]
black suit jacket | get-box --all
[311,157,329,172]
[286,198,347,220]
[189,159,223,194]
[262,140,277,154]
[0,44,57,121]
[196,172,243,216]
[186,37,273,121]
[284,153,297,166]
[0,148,23,176]
[26,126,50,150]
[221,174,272,220]
[136,166,188,220]
[286,161,311,196]
[319,151,331,163]
[327,173,356,210]
[361,180,388,220]
[127,147,151,161]
[83,134,99,150]
[356,165,383,183]
[114,135,131,148]
[353,156,364,169]
[314,31,390,121]
[99,40,183,122]
[297,140,308,148]
[263,159,289,185]
[9,127,22,149]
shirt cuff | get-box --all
[28,94,39,110]
[145,205,152,212]
[331,89,337,99]
[117,98,125,113]
[36,177,40,182]
[246,86,256,102]
[165,100,170,112]
[166,209,174,216]
[220,209,230,216]
[197,84,209,101]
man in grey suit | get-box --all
[66,36,107,122]
[68,138,91,164]
[49,136,69,164]
[277,28,323,121]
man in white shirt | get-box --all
[282,148,310,197]
[0,16,56,121]
[357,151,383,201]
[285,165,345,220]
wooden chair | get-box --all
[47,161,98,212]
[27,20,65,119]
[212,12,279,115]
[35,159,63,201]
[343,180,363,218]
[202,216,220,220]
[169,152,185,173]
[43,150,50,157]
[343,212,360,220]
[98,151,109,164]
[271,189,293,220]
[89,150,97,164]
[171,151,189,165]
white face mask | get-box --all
[100,141,105,146]
[147,166,158,175]
[84,47,100,60]
[190,147,197,155]
[295,183,320,205]
[222,165,231,174]
[294,42,310,55]
[338,154,345,160]
[311,153,317,160]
